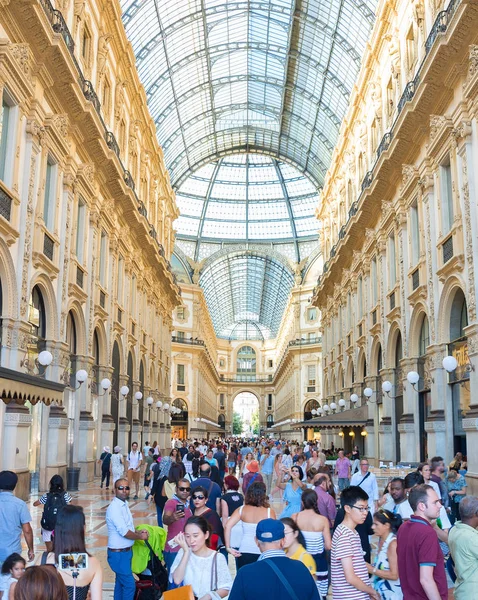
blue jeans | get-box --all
[164,550,177,573]
[338,477,350,491]
[156,504,163,527]
[107,549,136,600]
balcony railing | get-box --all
[37,0,179,289]
[43,232,55,261]
[219,375,273,383]
[172,336,205,346]
[288,336,322,347]
[317,0,461,278]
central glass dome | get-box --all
[174,153,319,244]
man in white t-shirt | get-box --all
[350,460,379,513]
[127,442,143,500]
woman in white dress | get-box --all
[241,452,254,477]
[366,509,403,599]
[170,516,232,600]
[110,445,124,487]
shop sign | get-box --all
[447,340,470,383]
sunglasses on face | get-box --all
[116,486,130,491]
[178,486,191,492]
[192,495,205,500]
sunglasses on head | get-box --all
[178,486,191,492]
[192,494,205,500]
[116,486,130,491]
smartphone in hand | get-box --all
[176,503,185,513]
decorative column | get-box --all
[462,326,478,495]
[131,380,143,446]
[424,345,449,460]
[379,368,394,462]
[117,375,130,453]
[98,366,115,458]
[2,402,33,500]
[398,358,419,462]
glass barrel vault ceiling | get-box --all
[175,153,319,261]
[199,251,295,340]
[121,0,377,190]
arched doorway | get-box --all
[394,331,403,462]
[233,392,259,436]
[304,399,320,421]
[66,312,77,388]
[127,351,134,448]
[172,398,188,440]
[417,314,431,460]
[139,360,145,438]
[111,341,121,447]
[448,289,469,455]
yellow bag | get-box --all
[162,584,195,600]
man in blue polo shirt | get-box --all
[229,518,319,600]
[396,484,448,600]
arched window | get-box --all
[93,329,100,388]
[236,346,256,374]
[66,312,77,388]
[419,316,429,357]
[304,399,319,420]
[29,286,46,345]
[450,289,468,342]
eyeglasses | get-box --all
[116,486,130,491]
[192,495,205,500]
[350,505,369,513]
[178,486,191,492]
[284,530,295,536]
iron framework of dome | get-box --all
[121,0,377,189]
[174,153,319,262]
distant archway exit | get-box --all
[233,392,259,436]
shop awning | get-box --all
[294,404,369,428]
[0,366,66,406]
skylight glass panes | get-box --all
[121,0,377,189]
[173,153,319,248]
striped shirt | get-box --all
[331,524,370,600]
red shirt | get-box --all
[396,515,447,600]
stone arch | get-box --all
[337,363,344,392]
[329,369,336,396]
[65,301,87,356]
[231,388,260,402]
[111,334,124,373]
[357,348,366,382]
[92,319,108,365]
[127,346,137,380]
[409,303,430,357]
[386,322,402,367]
[0,238,18,320]
[29,273,59,340]
[149,362,156,391]
[234,344,259,373]
[370,336,383,376]
[345,356,354,387]
[323,374,329,398]
[437,276,468,344]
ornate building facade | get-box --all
[0,0,180,497]
[312,0,478,490]
[171,251,323,440]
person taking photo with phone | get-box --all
[36,505,103,600]
[162,478,193,572]
[106,479,149,600]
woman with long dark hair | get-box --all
[149,455,171,526]
[366,509,403,598]
[292,488,331,599]
[13,566,67,600]
[224,481,277,570]
[33,475,71,552]
[170,516,232,598]
[37,505,103,600]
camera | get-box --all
[58,553,89,571]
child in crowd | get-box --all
[0,553,26,599]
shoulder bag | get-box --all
[264,560,300,600]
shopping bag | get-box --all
[162,584,195,600]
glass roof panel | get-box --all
[173,153,319,258]
[121,0,377,189]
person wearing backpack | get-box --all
[33,475,71,552]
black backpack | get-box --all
[40,491,67,531]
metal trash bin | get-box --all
[66,467,80,491]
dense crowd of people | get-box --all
[0,439,474,599]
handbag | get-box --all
[162,585,195,600]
